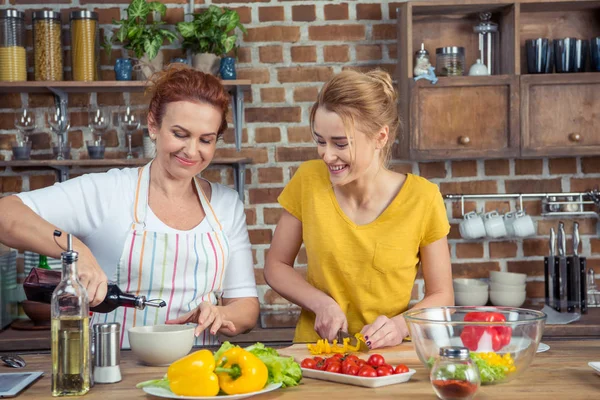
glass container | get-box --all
[473,12,499,75]
[33,11,63,81]
[414,42,432,77]
[69,11,99,82]
[436,47,465,76]
[431,346,480,400]
[0,9,26,82]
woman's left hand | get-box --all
[360,315,410,350]
[165,302,236,337]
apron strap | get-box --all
[194,178,224,232]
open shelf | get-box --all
[0,80,251,93]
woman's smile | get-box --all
[174,154,199,167]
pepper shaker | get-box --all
[93,323,122,383]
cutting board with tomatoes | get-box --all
[279,342,421,365]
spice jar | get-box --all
[436,47,465,76]
[430,346,480,400]
[0,9,26,82]
[33,11,63,81]
[70,11,99,82]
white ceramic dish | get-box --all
[129,324,195,366]
[490,271,527,285]
[589,362,600,376]
[454,290,489,306]
[301,367,416,388]
[142,382,282,399]
[490,290,526,307]
[453,279,489,292]
[490,282,527,292]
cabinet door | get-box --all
[521,74,600,157]
[410,76,519,160]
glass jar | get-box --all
[414,42,432,77]
[436,47,465,76]
[430,346,480,400]
[70,11,99,82]
[33,11,63,81]
[474,12,499,75]
[0,9,27,82]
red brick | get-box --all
[324,45,349,62]
[249,187,283,204]
[440,180,498,194]
[28,132,51,150]
[0,176,22,193]
[259,46,283,64]
[0,134,16,151]
[246,107,301,123]
[278,67,334,83]
[549,157,577,175]
[258,167,283,184]
[372,24,396,40]
[483,201,511,213]
[237,47,252,63]
[452,262,500,278]
[581,156,600,174]
[288,127,313,143]
[293,87,319,102]
[163,7,185,24]
[451,201,477,219]
[276,147,319,162]
[212,0,267,3]
[451,160,477,177]
[324,3,348,20]
[258,6,284,22]
[0,93,21,108]
[29,174,56,190]
[230,6,251,24]
[419,162,447,179]
[356,45,382,61]
[260,88,286,103]
[264,208,283,225]
[344,63,397,77]
[97,92,124,106]
[248,229,272,245]
[484,159,510,176]
[255,127,281,143]
[537,218,597,235]
[570,178,600,192]
[448,223,461,240]
[92,7,120,24]
[246,27,300,43]
[291,46,317,63]
[456,243,484,259]
[507,260,542,276]
[357,3,382,20]
[309,25,365,41]
[237,68,270,84]
[591,239,600,254]
[522,239,549,257]
[216,148,268,164]
[388,2,405,19]
[489,242,518,258]
[103,130,120,148]
[505,178,562,193]
[202,169,222,183]
[68,130,83,149]
[245,207,256,226]
[389,163,413,174]
[0,113,16,130]
[292,4,315,21]
[515,159,543,175]
[388,44,398,60]
[526,281,545,299]
[523,200,543,216]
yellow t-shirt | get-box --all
[277,160,450,343]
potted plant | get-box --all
[103,0,178,80]
[176,5,247,77]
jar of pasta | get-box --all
[33,11,63,81]
[0,9,27,82]
[70,11,99,82]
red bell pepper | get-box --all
[460,312,512,352]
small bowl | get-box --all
[52,143,72,159]
[21,300,51,326]
[86,140,105,160]
[11,141,31,160]
[128,324,195,366]
[490,282,526,292]
[490,291,526,307]
[453,278,489,293]
[490,271,527,285]
[454,290,489,306]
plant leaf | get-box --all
[116,25,128,43]
[148,1,167,16]
[176,21,196,38]
[128,0,150,20]
[223,35,237,54]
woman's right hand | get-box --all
[77,246,108,307]
[313,297,348,341]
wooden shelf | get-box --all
[0,157,252,168]
[0,80,251,93]
[412,74,513,87]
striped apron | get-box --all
[92,161,230,348]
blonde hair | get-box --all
[309,69,400,166]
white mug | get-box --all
[459,211,486,239]
[503,212,516,237]
[484,211,507,238]
[513,211,536,237]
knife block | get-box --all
[544,256,587,314]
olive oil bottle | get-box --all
[51,232,90,396]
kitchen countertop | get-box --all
[6,339,600,399]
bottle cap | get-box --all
[439,346,470,359]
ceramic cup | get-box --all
[503,211,516,237]
[484,210,507,238]
[512,211,536,238]
[459,211,486,239]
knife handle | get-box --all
[566,257,576,313]
[544,257,551,308]
[558,222,566,257]
[580,258,588,314]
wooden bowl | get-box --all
[21,300,51,326]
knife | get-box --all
[545,228,556,309]
[336,331,369,352]
[557,222,568,312]
[568,222,581,313]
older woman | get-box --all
[0,66,258,348]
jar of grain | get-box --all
[0,9,27,82]
[70,11,99,82]
[436,46,466,77]
[33,11,63,81]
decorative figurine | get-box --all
[414,65,438,84]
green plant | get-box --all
[176,5,247,56]
[103,0,178,60]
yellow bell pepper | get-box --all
[307,333,365,355]
[216,348,268,395]
[167,349,220,397]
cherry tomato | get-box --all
[341,358,358,374]
[347,365,360,376]
[344,355,359,363]
[331,354,344,360]
[301,358,316,369]
[376,365,394,376]
[313,357,324,364]
[357,365,378,377]
[357,359,367,367]
[325,362,342,373]
[367,354,386,367]
[394,364,409,374]
[315,360,326,371]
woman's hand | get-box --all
[165,302,236,337]
[77,246,108,308]
[313,297,348,341]
[360,315,410,350]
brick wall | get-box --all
[1,1,599,314]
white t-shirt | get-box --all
[17,168,257,299]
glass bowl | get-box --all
[404,306,546,385]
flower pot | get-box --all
[192,53,220,75]
[220,56,237,80]
[114,58,133,81]
[135,50,164,80]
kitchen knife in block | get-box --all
[545,228,556,310]
[569,222,581,313]
[557,222,568,312]
[553,256,561,312]
[580,257,587,314]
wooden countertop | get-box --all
[7,340,600,399]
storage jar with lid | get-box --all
[70,11,99,82]
[430,346,480,400]
[0,9,27,82]
[33,11,63,81]
[436,47,466,76]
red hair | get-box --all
[147,65,230,137]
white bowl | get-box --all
[128,324,195,366]
[490,271,527,285]
[454,290,489,306]
[453,278,489,292]
[490,282,527,292]
[490,290,526,307]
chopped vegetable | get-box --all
[242,342,302,388]
[460,312,512,352]
[307,333,365,355]
[216,347,268,395]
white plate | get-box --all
[537,343,550,353]
[142,382,282,399]
[301,368,416,388]
[589,362,600,376]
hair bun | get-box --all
[366,70,397,103]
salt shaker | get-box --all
[430,346,480,400]
[93,323,122,383]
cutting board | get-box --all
[279,342,421,365]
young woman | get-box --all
[0,66,258,348]
[264,69,453,350]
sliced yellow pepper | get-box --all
[307,333,365,355]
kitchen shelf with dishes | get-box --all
[395,0,600,161]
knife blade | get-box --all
[336,331,369,352]
[545,228,556,309]
[558,222,568,312]
[569,222,581,313]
